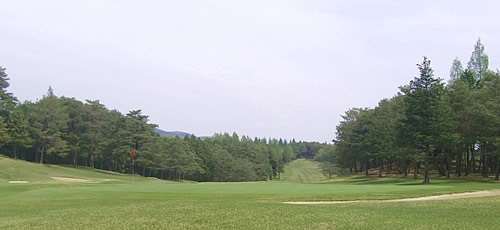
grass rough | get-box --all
[1,156,499,229]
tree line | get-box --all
[318,39,500,182]
[0,72,325,181]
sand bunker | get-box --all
[51,176,92,183]
[8,181,29,183]
[50,177,118,183]
[283,190,500,205]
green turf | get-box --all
[1,156,499,229]
[0,155,160,184]
[280,158,328,183]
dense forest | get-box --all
[0,72,324,182]
[315,39,500,182]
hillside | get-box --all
[0,155,159,184]
[280,159,328,183]
[154,128,192,138]
[154,128,210,140]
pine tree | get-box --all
[0,67,18,116]
[7,108,32,159]
[0,116,10,148]
[467,38,489,85]
[32,87,69,164]
[401,57,446,184]
[449,58,464,81]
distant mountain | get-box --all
[154,128,209,140]
[154,128,192,138]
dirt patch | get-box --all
[283,190,500,205]
[8,181,29,183]
[51,176,92,183]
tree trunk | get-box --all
[403,160,408,177]
[423,143,430,184]
[39,146,44,164]
[432,154,445,176]
[471,144,476,173]
[386,160,391,175]
[482,154,488,178]
[490,158,495,174]
[89,110,95,169]
[478,150,483,172]
[496,158,499,180]
[413,160,418,179]
[378,158,383,177]
[365,160,369,176]
[465,149,470,176]
[456,149,462,176]
[446,151,451,178]
[89,139,94,169]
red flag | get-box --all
[132,149,136,159]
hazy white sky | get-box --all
[1,0,499,142]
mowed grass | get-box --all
[1,156,499,229]
[280,158,328,183]
[0,155,159,184]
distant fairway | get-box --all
[1,155,500,229]
[280,159,327,183]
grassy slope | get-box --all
[1,156,499,229]
[280,159,328,183]
[0,155,161,184]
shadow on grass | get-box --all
[326,175,500,186]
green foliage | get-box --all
[467,38,489,82]
[212,149,235,182]
[31,87,69,163]
[0,67,17,115]
[7,108,33,159]
[333,40,500,182]
[449,57,464,81]
[0,116,10,147]
[314,145,335,163]
[0,78,321,181]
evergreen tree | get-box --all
[61,97,87,167]
[0,116,10,149]
[212,149,235,182]
[32,87,69,164]
[467,38,489,84]
[84,100,107,169]
[0,67,18,116]
[7,108,32,159]
[400,57,446,184]
[449,58,464,81]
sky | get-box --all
[1,0,500,143]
